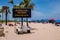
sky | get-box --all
[0,0,60,20]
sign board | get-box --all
[13,8,31,18]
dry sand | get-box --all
[0,22,60,40]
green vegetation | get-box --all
[0,0,34,26]
[0,6,11,25]
[0,20,16,22]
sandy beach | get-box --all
[0,22,60,40]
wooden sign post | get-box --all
[13,8,31,27]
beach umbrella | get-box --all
[49,18,55,23]
[50,18,54,20]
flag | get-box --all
[8,0,14,4]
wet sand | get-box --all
[0,22,60,40]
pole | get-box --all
[19,18,20,25]
[14,18,17,26]
[21,18,23,27]
[5,9,8,25]
[26,18,28,26]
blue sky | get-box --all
[0,0,60,20]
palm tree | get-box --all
[0,6,10,25]
[8,0,19,26]
[8,0,34,26]
[19,0,34,26]
[0,7,5,23]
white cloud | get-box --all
[31,11,47,20]
[16,4,19,6]
[31,9,60,20]
[49,2,60,19]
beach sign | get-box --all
[13,8,31,18]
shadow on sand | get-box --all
[30,28,37,30]
[0,33,5,37]
[17,32,35,35]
